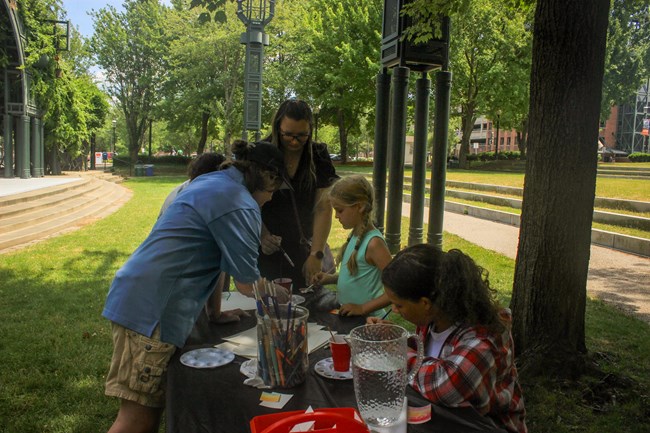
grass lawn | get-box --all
[1,174,649,432]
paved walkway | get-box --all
[402,203,650,325]
[0,176,81,197]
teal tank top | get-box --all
[337,228,387,317]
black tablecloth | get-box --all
[166,296,506,433]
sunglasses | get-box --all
[280,130,310,142]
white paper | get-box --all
[221,291,258,311]
[217,323,335,359]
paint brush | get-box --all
[300,264,337,293]
[278,246,295,267]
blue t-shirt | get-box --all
[102,167,262,347]
[337,229,387,317]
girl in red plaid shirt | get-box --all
[370,244,527,433]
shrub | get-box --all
[628,152,650,162]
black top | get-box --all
[258,143,338,288]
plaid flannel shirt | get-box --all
[407,310,527,433]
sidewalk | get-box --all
[402,203,650,325]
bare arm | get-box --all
[234,277,291,303]
[303,188,333,282]
[339,237,393,316]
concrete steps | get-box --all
[338,170,650,257]
[0,171,132,253]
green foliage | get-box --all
[159,1,244,152]
[15,0,108,172]
[90,0,169,162]
[628,152,650,162]
[189,0,229,23]
[292,0,382,160]
[449,0,532,167]
[601,0,650,117]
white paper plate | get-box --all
[291,295,306,305]
[314,357,352,380]
[180,347,235,369]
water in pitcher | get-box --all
[353,354,406,427]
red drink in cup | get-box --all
[330,335,351,372]
[273,278,292,291]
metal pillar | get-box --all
[427,70,452,249]
[15,115,31,179]
[3,114,12,178]
[35,117,44,176]
[39,119,45,175]
[90,133,96,170]
[373,69,391,233]
[384,66,410,254]
[30,116,38,177]
[238,0,275,141]
[3,70,13,178]
[408,72,431,246]
[148,119,153,157]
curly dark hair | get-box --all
[227,140,283,193]
[265,99,316,190]
[382,244,505,331]
[188,152,226,180]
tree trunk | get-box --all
[337,109,348,163]
[197,111,209,155]
[516,117,528,158]
[511,0,610,378]
[48,145,62,175]
[458,105,476,169]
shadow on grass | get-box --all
[0,248,130,433]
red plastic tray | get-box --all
[250,407,370,433]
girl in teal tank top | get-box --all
[310,175,392,317]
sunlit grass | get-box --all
[1,172,648,433]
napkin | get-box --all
[240,358,270,389]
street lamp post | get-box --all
[494,110,501,159]
[112,119,117,157]
[641,104,650,153]
[148,119,153,157]
[237,0,275,141]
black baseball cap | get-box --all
[247,141,293,190]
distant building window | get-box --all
[507,137,511,145]
[472,123,481,130]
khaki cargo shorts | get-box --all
[105,322,177,408]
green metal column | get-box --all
[237,0,274,141]
[3,114,12,178]
[427,70,452,249]
[3,70,13,178]
[384,66,410,254]
[36,117,44,176]
[15,114,31,178]
[30,116,38,177]
[408,72,431,246]
[372,68,390,233]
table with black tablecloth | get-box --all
[165,296,506,433]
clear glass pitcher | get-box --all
[347,324,424,428]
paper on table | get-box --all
[221,291,257,311]
[259,392,293,409]
[215,341,258,359]
[216,323,334,359]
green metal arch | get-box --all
[2,0,44,178]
